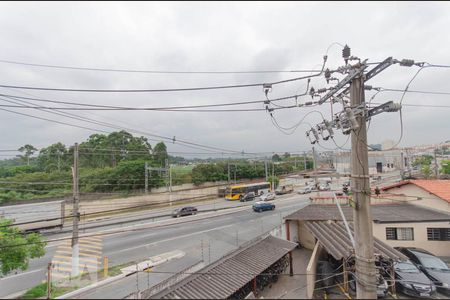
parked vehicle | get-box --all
[172,206,198,218]
[240,192,256,202]
[389,260,436,297]
[275,184,294,195]
[252,201,275,212]
[318,184,331,191]
[297,186,313,194]
[260,192,275,201]
[395,247,450,295]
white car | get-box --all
[260,192,275,201]
[297,186,313,194]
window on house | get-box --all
[427,228,450,241]
[386,227,414,240]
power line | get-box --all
[0,72,322,93]
[0,92,305,111]
[0,95,244,154]
[0,58,322,74]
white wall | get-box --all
[373,221,450,257]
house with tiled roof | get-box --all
[381,180,450,212]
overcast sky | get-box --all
[0,1,449,158]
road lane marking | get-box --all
[0,269,42,280]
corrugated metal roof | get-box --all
[151,235,296,299]
[285,203,450,223]
[305,221,408,261]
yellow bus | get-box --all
[224,182,271,201]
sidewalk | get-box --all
[258,248,312,299]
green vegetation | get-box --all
[21,282,76,299]
[0,130,169,203]
[441,160,450,174]
[191,157,313,185]
[412,155,433,168]
[0,134,313,202]
[0,218,46,276]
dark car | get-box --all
[395,247,450,295]
[172,206,198,218]
[390,260,436,297]
[240,192,256,202]
[252,201,275,212]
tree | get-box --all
[268,175,279,190]
[17,144,37,166]
[421,165,432,179]
[441,160,450,174]
[412,155,433,168]
[153,142,168,166]
[283,152,291,159]
[0,218,46,275]
[37,142,69,172]
[272,154,281,162]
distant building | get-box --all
[381,180,450,212]
[369,144,382,151]
[382,139,396,150]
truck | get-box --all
[275,184,294,195]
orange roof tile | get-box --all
[382,180,450,203]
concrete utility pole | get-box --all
[227,162,231,183]
[144,162,148,194]
[312,147,318,188]
[47,263,52,299]
[169,163,173,206]
[71,143,80,277]
[350,74,377,298]
[434,148,439,178]
[304,151,307,170]
[400,151,405,180]
[272,160,275,191]
[265,160,268,181]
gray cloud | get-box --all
[0,2,449,156]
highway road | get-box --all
[0,192,311,298]
[0,171,403,298]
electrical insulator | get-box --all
[311,127,320,141]
[400,59,415,67]
[364,85,373,90]
[306,131,317,144]
[263,83,272,96]
[385,102,402,112]
[324,120,334,138]
[325,68,331,83]
[345,107,359,130]
[317,88,327,94]
[309,87,315,99]
[342,45,351,64]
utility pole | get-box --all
[47,263,52,299]
[144,162,148,194]
[71,143,80,277]
[400,151,405,180]
[272,160,275,191]
[434,148,439,178]
[265,160,268,181]
[350,74,377,298]
[228,162,231,183]
[304,151,307,170]
[312,147,318,188]
[169,163,173,206]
